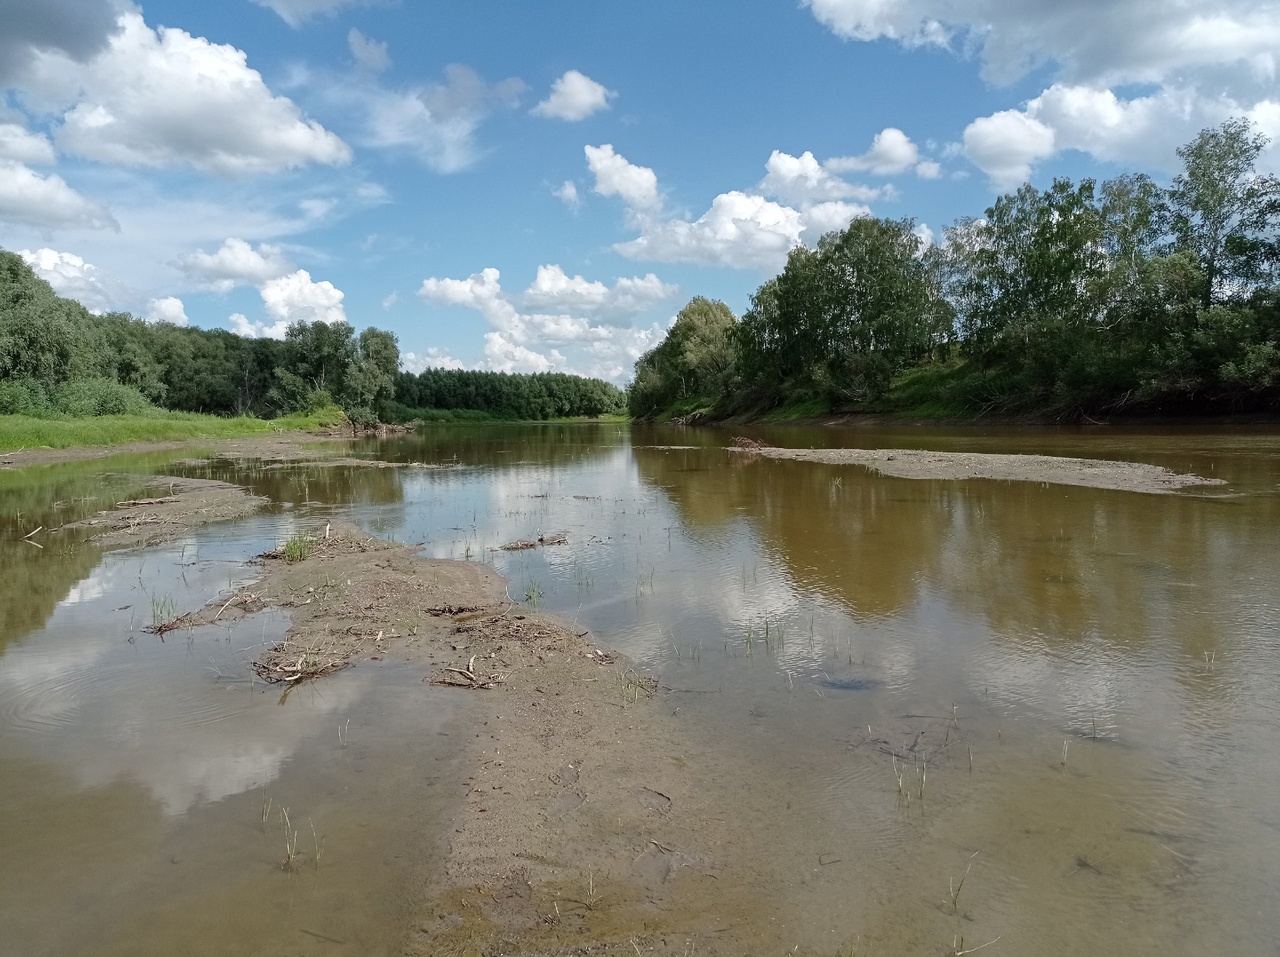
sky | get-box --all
[2,0,1278,384]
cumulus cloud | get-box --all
[802,0,1280,92]
[532,70,615,121]
[350,63,525,172]
[758,149,889,205]
[21,12,350,174]
[251,0,373,28]
[615,191,806,271]
[18,247,118,312]
[144,296,189,326]
[0,0,119,84]
[260,269,347,326]
[178,238,294,292]
[348,28,389,73]
[401,348,464,373]
[521,265,678,320]
[962,110,1056,190]
[585,144,661,211]
[553,180,580,210]
[483,331,562,374]
[229,312,288,340]
[0,122,55,164]
[0,159,116,229]
[805,1,1280,181]
[827,128,920,175]
[589,148,877,271]
[419,266,671,379]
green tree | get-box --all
[628,297,736,417]
[1168,117,1280,306]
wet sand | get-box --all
[731,445,1225,494]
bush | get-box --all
[51,378,158,417]
[0,378,54,416]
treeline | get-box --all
[391,368,624,421]
[0,251,623,424]
[631,118,1280,419]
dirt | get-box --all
[60,476,269,548]
[731,445,1226,494]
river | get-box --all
[1,421,1277,955]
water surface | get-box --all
[2,422,1278,955]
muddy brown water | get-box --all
[2,421,1279,955]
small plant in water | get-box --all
[524,582,544,605]
[949,851,979,915]
[150,592,178,626]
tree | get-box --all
[1168,118,1280,306]
[628,297,736,417]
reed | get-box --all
[949,851,979,914]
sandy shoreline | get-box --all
[730,445,1226,494]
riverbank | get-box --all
[0,408,348,456]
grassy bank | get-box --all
[0,407,346,452]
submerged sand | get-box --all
[730,445,1225,494]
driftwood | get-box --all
[497,533,568,551]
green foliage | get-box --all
[631,117,1280,420]
[393,368,624,421]
[731,218,948,408]
[628,297,736,418]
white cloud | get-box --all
[0,159,116,229]
[827,128,920,175]
[418,266,670,380]
[347,28,389,73]
[251,0,373,28]
[483,331,562,374]
[401,348,464,373]
[144,296,189,326]
[22,12,350,175]
[348,63,525,173]
[799,200,872,245]
[260,269,347,326]
[962,110,1056,190]
[915,159,943,179]
[585,144,661,211]
[553,180,580,209]
[520,265,678,321]
[758,150,887,206]
[18,247,118,313]
[963,83,1280,186]
[229,312,288,340]
[802,0,1280,92]
[532,70,615,121]
[0,122,55,164]
[382,291,399,309]
[178,237,294,292]
[912,223,936,248]
[615,190,805,271]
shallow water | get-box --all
[2,422,1279,954]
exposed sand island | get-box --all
[730,444,1226,495]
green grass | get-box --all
[0,406,346,452]
[282,534,316,563]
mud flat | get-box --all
[141,524,821,955]
[60,476,269,548]
[0,430,351,470]
[732,445,1225,494]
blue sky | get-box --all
[2,0,1278,382]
